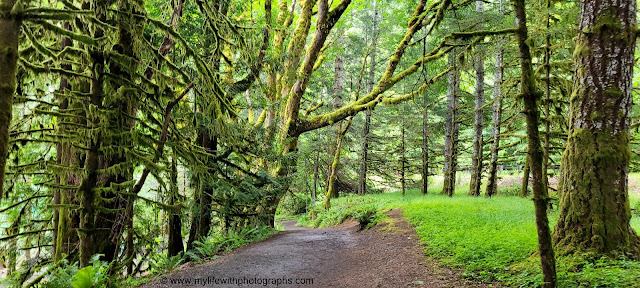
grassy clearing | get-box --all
[297,173,640,288]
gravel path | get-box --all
[142,209,495,288]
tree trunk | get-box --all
[542,0,551,192]
[167,156,184,257]
[0,0,19,202]
[513,0,557,286]
[421,89,429,195]
[553,0,640,257]
[401,104,406,196]
[325,43,345,201]
[358,0,378,196]
[53,21,73,262]
[358,108,371,195]
[485,46,503,197]
[442,52,459,197]
[520,155,530,197]
[324,118,352,209]
[313,150,319,202]
[469,0,485,197]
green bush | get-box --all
[185,226,276,263]
[297,195,383,229]
[43,255,113,288]
[352,204,383,230]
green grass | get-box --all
[300,179,640,287]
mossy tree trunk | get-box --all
[468,0,484,197]
[541,0,551,192]
[324,118,352,209]
[0,0,20,202]
[520,155,530,197]
[553,0,640,257]
[53,21,73,262]
[485,45,503,197]
[326,40,345,194]
[513,0,557,286]
[442,52,459,197]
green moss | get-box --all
[555,127,639,256]
[604,87,624,99]
[589,10,622,35]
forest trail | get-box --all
[142,209,494,288]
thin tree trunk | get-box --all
[542,0,551,192]
[326,41,345,199]
[485,46,503,197]
[513,0,557,286]
[358,109,371,195]
[553,0,640,257]
[421,89,429,195]
[53,21,72,262]
[0,0,19,202]
[520,155,530,197]
[325,118,352,209]
[401,104,406,196]
[313,150,319,202]
[469,0,485,197]
[167,155,184,257]
[358,0,377,195]
[442,52,459,197]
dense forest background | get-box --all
[0,0,639,287]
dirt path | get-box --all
[142,209,494,288]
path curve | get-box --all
[142,209,494,288]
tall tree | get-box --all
[442,52,460,197]
[0,0,20,201]
[469,0,485,197]
[485,45,503,197]
[420,85,429,195]
[553,0,640,257]
[358,0,378,195]
[513,0,557,286]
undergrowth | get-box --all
[297,195,384,230]
[29,226,277,288]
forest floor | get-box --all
[141,209,494,288]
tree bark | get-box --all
[358,108,371,195]
[324,118,352,209]
[485,46,503,197]
[442,52,459,197]
[513,0,557,286]
[520,155,530,197]
[553,0,640,257]
[542,0,551,192]
[421,89,429,195]
[469,0,485,197]
[0,0,19,202]
[53,21,73,262]
[401,104,406,196]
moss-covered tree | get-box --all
[553,0,640,257]
[513,0,557,285]
[0,0,20,201]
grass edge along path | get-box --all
[296,188,640,288]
